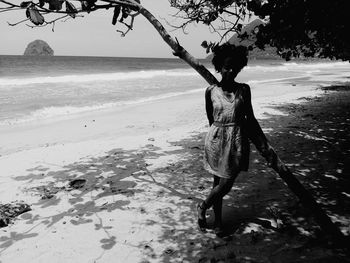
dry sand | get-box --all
[0,80,349,262]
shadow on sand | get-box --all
[1,85,349,262]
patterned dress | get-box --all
[204,84,250,178]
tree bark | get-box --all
[137,7,218,86]
[137,4,346,243]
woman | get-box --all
[197,43,259,236]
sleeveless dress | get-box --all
[204,84,250,178]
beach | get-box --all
[0,57,349,262]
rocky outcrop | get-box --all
[23,39,54,56]
[206,19,281,60]
[205,46,280,61]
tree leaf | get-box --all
[86,0,97,6]
[112,6,121,25]
[120,6,130,22]
[39,0,45,8]
[81,0,96,12]
[65,1,77,18]
[81,1,88,11]
[47,0,63,11]
[20,1,32,8]
[26,7,45,25]
[201,40,208,48]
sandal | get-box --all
[214,226,226,238]
[213,221,227,238]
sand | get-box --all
[0,78,349,262]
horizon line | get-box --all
[0,54,210,60]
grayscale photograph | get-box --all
[0,0,349,262]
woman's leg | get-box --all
[197,173,238,230]
[212,175,220,188]
[197,175,220,228]
[199,174,238,227]
[205,176,236,208]
[212,176,223,227]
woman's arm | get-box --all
[205,86,214,126]
[244,84,263,126]
[243,84,277,167]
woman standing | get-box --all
[197,43,260,236]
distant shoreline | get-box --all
[1,53,343,65]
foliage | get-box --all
[1,0,349,61]
[169,0,253,43]
[0,0,141,35]
[170,0,350,61]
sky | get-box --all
[0,0,221,58]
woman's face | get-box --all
[220,57,239,82]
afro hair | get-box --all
[212,43,248,73]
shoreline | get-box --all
[0,90,205,156]
[0,81,349,262]
[0,80,325,156]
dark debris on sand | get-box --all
[0,202,31,227]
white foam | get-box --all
[2,61,347,87]
[0,70,198,86]
[246,61,349,72]
[248,75,310,84]
[0,88,203,125]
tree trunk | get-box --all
[247,117,346,243]
[138,5,346,243]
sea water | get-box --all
[0,55,349,126]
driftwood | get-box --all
[137,4,346,243]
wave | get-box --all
[281,61,349,67]
[0,88,203,126]
[0,69,198,86]
[248,75,310,84]
[0,74,315,126]
[2,61,347,87]
[246,61,349,72]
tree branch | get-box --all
[139,5,218,85]
[116,10,139,36]
[7,17,29,26]
[25,14,72,28]
[0,7,22,13]
[0,0,20,8]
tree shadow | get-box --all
[1,143,164,253]
[1,86,349,262]
[145,87,350,262]
[263,87,350,227]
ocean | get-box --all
[0,55,349,126]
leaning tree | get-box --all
[0,0,347,243]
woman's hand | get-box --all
[263,146,278,168]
